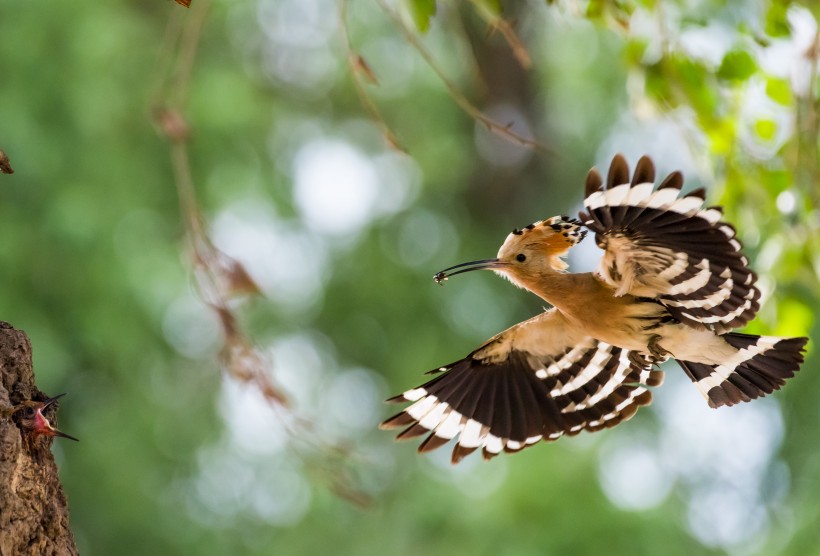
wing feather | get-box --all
[578,154,760,333]
[381,310,662,463]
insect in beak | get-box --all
[433,258,509,284]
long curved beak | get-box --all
[434,258,508,284]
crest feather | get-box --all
[500,216,587,271]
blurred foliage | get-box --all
[1,0,819,554]
[406,0,437,33]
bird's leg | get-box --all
[647,334,670,360]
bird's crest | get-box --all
[499,215,587,270]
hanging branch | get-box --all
[467,0,532,69]
[796,27,820,203]
[150,1,372,506]
[374,0,550,152]
[340,0,406,151]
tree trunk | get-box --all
[0,323,77,556]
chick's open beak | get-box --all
[39,393,79,441]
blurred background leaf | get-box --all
[405,0,436,33]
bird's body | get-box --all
[499,270,741,364]
[521,272,667,351]
[382,155,809,464]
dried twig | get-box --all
[796,28,820,204]
[375,0,549,152]
[150,0,371,506]
[340,0,406,151]
[467,0,531,69]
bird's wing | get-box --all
[381,309,663,463]
[578,154,760,334]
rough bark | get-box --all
[0,323,77,556]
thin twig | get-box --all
[172,0,210,107]
[170,142,205,240]
[148,10,185,111]
[339,0,406,151]
[151,0,371,505]
[375,0,550,152]
[800,29,820,204]
[467,0,531,69]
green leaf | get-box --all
[646,55,719,125]
[706,119,736,156]
[717,49,757,81]
[766,78,793,105]
[765,2,791,37]
[406,0,437,33]
[624,38,648,65]
[754,119,777,141]
[585,0,605,19]
[775,298,814,338]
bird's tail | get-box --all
[676,333,808,408]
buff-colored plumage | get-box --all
[383,155,808,464]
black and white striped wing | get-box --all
[381,310,663,463]
[578,154,760,334]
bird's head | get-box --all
[434,216,587,289]
[14,393,79,442]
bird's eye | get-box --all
[516,254,526,262]
[24,408,34,417]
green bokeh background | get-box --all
[1,0,818,554]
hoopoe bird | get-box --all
[381,154,808,464]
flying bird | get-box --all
[381,154,808,464]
